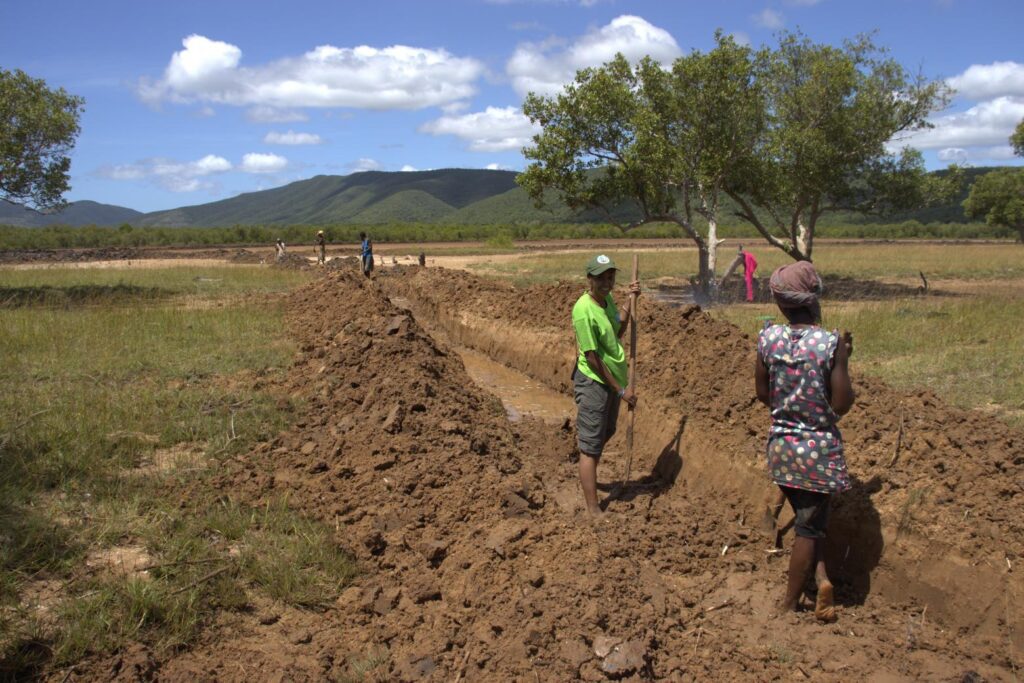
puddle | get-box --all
[458,347,574,424]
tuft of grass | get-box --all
[241,499,358,608]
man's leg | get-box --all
[578,453,602,515]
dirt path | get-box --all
[66,266,1021,682]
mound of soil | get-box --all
[270,253,312,270]
[78,267,1020,681]
[227,249,266,264]
[0,247,142,264]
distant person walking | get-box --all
[572,254,640,516]
[740,245,759,302]
[755,260,855,623]
[418,251,426,267]
[275,238,287,263]
[316,230,326,265]
[359,232,374,278]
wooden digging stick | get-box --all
[620,254,640,491]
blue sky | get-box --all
[3,0,1023,213]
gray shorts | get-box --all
[574,369,620,458]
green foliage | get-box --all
[962,168,1024,242]
[0,69,84,211]
[519,31,953,266]
[1011,118,1024,158]
[726,32,951,261]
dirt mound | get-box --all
[0,247,142,264]
[325,254,360,270]
[227,249,266,264]
[75,267,1019,681]
[270,253,312,270]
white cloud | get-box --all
[507,15,681,98]
[901,96,1024,149]
[485,163,511,170]
[140,34,484,110]
[263,130,323,145]
[947,61,1024,100]
[240,153,288,174]
[246,106,309,123]
[97,154,232,192]
[420,106,541,152]
[730,31,752,47]
[348,158,382,172]
[400,164,418,172]
[752,8,784,29]
[938,145,1016,163]
[784,0,822,6]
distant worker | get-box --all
[572,254,640,516]
[275,238,287,263]
[755,260,855,623]
[418,251,426,267]
[316,230,326,265]
[359,231,374,278]
[739,245,759,302]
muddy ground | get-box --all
[53,262,1021,682]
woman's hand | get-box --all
[627,280,641,296]
[834,330,854,364]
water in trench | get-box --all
[457,347,574,424]
[389,295,574,424]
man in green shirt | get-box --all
[572,254,640,515]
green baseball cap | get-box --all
[586,254,617,276]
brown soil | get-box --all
[62,266,1022,681]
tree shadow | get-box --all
[0,284,171,308]
[600,415,687,505]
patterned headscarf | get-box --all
[769,261,823,313]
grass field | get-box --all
[468,242,1024,428]
[469,242,1024,285]
[0,265,358,676]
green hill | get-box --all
[0,200,143,227]
[3,166,1019,230]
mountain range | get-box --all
[0,167,998,229]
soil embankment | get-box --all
[86,267,1020,681]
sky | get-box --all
[3,0,1023,213]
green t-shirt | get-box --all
[572,291,627,389]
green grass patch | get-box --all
[0,265,356,676]
[713,292,1024,428]
[0,266,312,301]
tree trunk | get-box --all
[796,219,812,261]
[706,215,720,298]
[696,243,713,304]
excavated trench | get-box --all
[97,267,1021,681]
[379,267,1024,662]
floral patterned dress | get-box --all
[757,324,850,494]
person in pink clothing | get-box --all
[739,245,759,302]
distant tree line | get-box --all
[0,220,1012,251]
